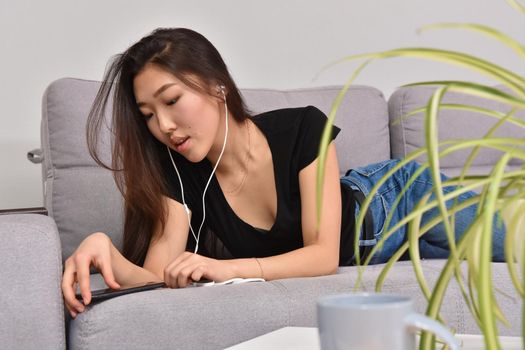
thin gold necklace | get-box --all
[224,120,251,195]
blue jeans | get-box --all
[340,159,506,265]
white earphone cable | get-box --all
[167,86,229,253]
[167,145,198,243]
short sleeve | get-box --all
[159,149,184,204]
[297,105,341,170]
[162,164,183,203]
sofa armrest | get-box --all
[0,214,65,349]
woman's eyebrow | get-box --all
[136,83,178,106]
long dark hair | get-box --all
[87,28,251,266]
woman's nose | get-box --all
[157,112,177,134]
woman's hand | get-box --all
[164,252,236,288]
[61,232,121,318]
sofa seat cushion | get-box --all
[71,260,520,349]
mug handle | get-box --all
[404,313,460,350]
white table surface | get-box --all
[225,327,523,350]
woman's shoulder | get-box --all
[251,105,326,133]
[253,105,324,119]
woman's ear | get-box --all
[215,84,227,101]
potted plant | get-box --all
[316,1,525,349]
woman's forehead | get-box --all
[133,67,211,103]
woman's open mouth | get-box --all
[172,136,190,152]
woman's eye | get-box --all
[167,97,180,106]
[144,113,153,120]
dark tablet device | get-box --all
[75,281,167,304]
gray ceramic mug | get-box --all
[317,293,460,350]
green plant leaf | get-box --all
[403,81,525,108]
[426,87,460,262]
[521,200,525,349]
[397,104,525,130]
[316,60,371,230]
[364,153,525,269]
[501,196,525,296]
[375,195,482,328]
[407,194,427,295]
[478,154,510,350]
[420,217,482,349]
[419,22,525,61]
[320,48,525,96]
[507,0,525,16]
[358,144,525,271]
[317,15,525,346]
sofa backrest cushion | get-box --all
[42,78,390,261]
[388,85,525,177]
[42,78,125,263]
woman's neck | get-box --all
[207,114,253,178]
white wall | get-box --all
[1,0,523,209]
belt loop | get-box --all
[352,189,375,263]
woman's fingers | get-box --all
[177,260,203,287]
[164,264,182,288]
[74,254,92,305]
[61,263,85,315]
[64,299,78,318]
[99,259,121,290]
[164,252,195,288]
[176,263,207,288]
[163,253,219,288]
[189,265,207,284]
[67,306,77,318]
[164,261,204,288]
[61,232,118,318]
[164,252,192,275]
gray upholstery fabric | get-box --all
[42,78,124,262]
[388,85,525,173]
[0,214,65,350]
[69,260,520,349]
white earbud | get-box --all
[167,83,229,253]
[217,84,226,100]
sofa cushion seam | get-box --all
[400,88,409,158]
[42,87,56,218]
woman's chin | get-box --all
[179,150,207,163]
[186,154,206,163]
[165,141,206,163]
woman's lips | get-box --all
[171,136,190,152]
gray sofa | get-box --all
[1,78,522,349]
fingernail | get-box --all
[77,305,85,313]
[71,311,77,318]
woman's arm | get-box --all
[109,196,191,285]
[231,141,342,279]
[141,196,190,280]
[62,196,190,317]
[61,232,163,318]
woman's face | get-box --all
[133,64,223,163]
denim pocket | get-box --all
[341,160,401,244]
[341,185,389,243]
[370,194,388,239]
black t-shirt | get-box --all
[160,105,356,266]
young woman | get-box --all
[61,28,505,318]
